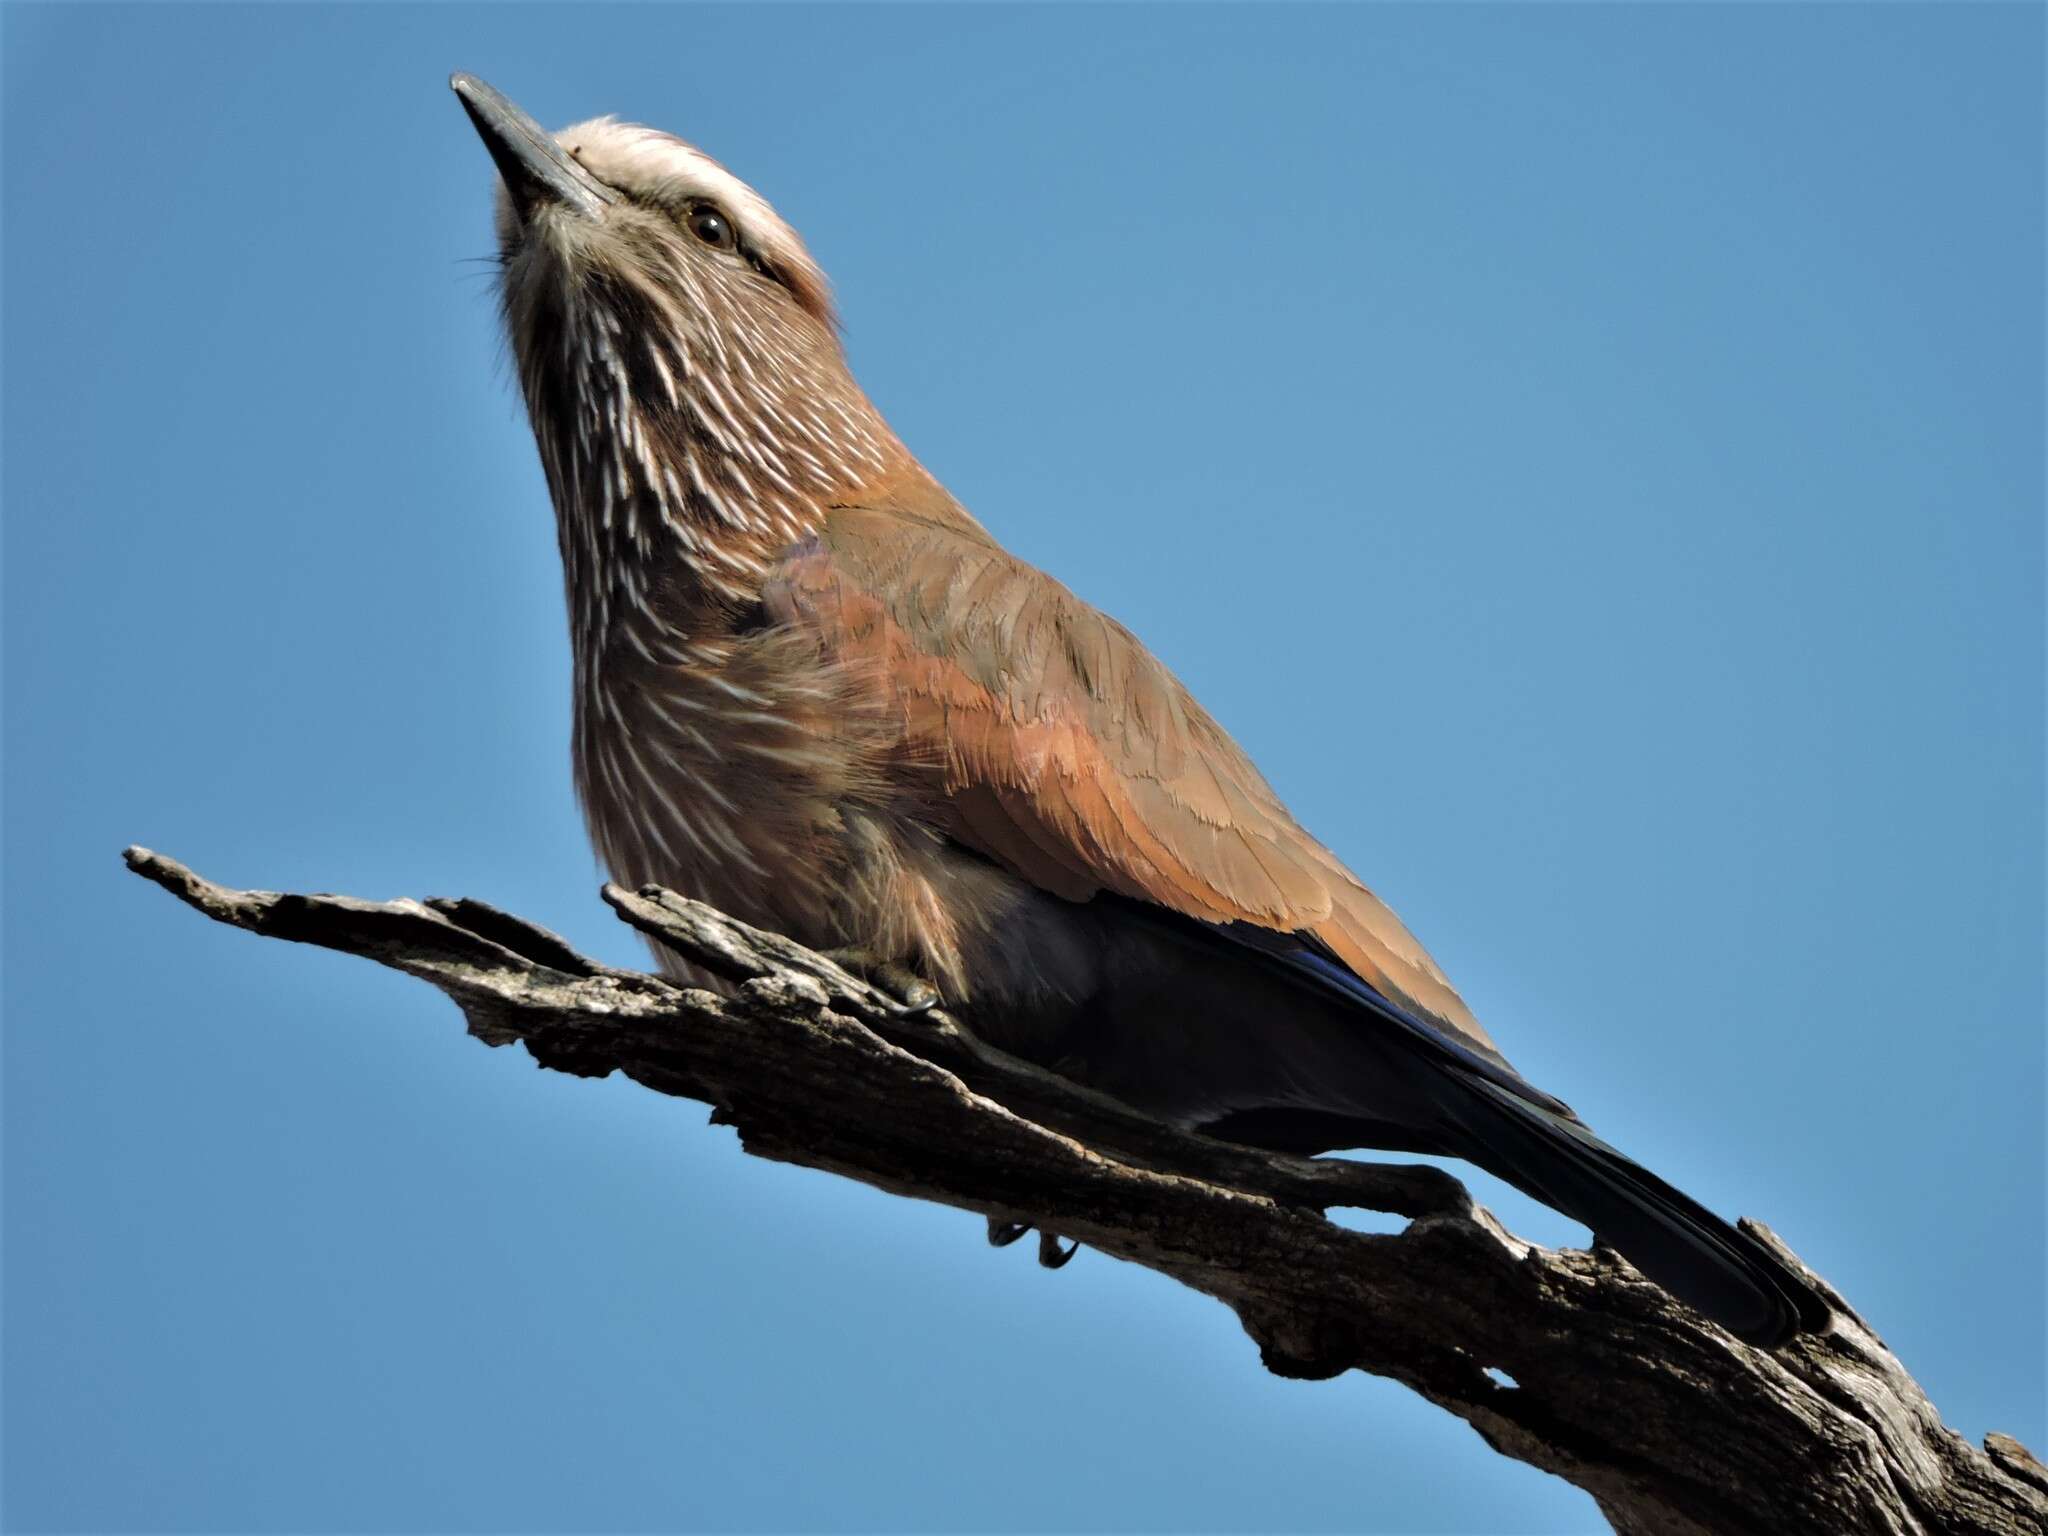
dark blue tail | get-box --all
[1238,937,1828,1347]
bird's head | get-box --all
[451,74,909,610]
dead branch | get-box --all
[124,848,2045,1536]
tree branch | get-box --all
[125,847,2044,1536]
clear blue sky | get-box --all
[4,5,2040,1532]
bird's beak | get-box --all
[450,73,617,222]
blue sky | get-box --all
[4,5,2041,1532]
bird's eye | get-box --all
[687,204,737,251]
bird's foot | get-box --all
[986,1216,1080,1269]
[818,946,941,1015]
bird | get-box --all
[451,73,1828,1348]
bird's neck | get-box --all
[525,322,916,665]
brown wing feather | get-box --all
[766,496,1500,1057]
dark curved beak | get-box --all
[450,73,617,221]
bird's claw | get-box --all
[1038,1231,1080,1269]
[871,961,940,1015]
[986,1218,1079,1268]
[819,947,942,1015]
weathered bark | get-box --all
[125,847,2044,1536]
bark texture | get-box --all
[125,848,2045,1536]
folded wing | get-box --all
[764,497,1504,1065]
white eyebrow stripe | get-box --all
[555,117,824,296]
